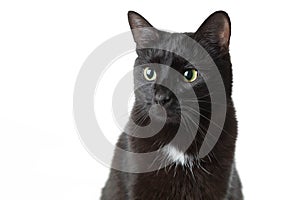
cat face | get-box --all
[128,11,232,126]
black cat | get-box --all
[101,11,243,200]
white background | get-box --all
[1,1,299,199]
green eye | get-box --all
[183,69,198,82]
[144,67,157,81]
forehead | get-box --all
[159,32,194,55]
[141,33,193,67]
[135,31,206,73]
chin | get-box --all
[151,112,180,125]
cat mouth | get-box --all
[149,104,180,123]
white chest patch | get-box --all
[162,144,192,166]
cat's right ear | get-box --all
[128,11,159,48]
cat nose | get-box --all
[154,93,171,105]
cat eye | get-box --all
[143,67,157,81]
[183,69,198,82]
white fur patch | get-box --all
[162,144,192,166]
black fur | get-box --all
[101,11,243,200]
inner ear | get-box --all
[220,18,230,47]
[128,11,153,29]
[195,11,231,50]
[128,11,159,48]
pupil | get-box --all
[147,69,153,78]
[185,70,192,80]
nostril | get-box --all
[154,94,171,105]
[165,96,170,102]
[162,97,170,105]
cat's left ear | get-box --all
[128,11,160,48]
[195,11,231,52]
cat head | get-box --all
[128,11,232,126]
